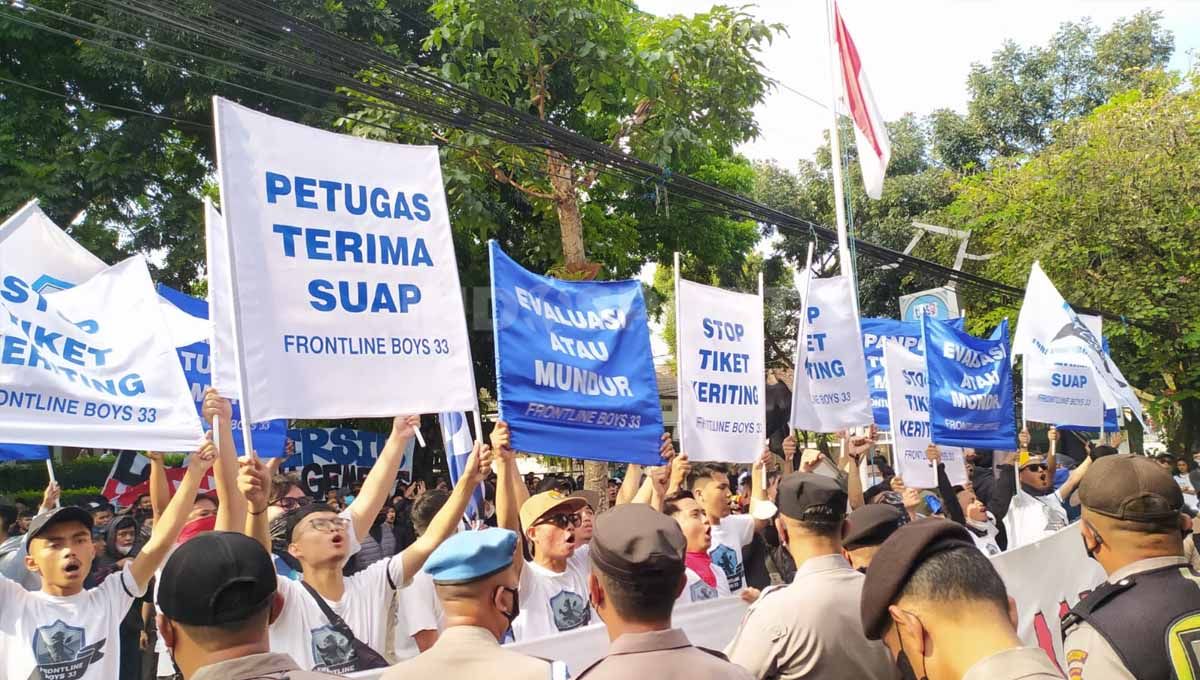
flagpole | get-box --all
[825,0,859,321]
[673,252,685,457]
[1021,355,1029,431]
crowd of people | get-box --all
[1,389,1198,680]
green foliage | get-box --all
[3,488,104,507]
[0,458,111,495]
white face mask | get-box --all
[116,544,133,556]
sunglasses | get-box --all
[276,496,312,511]
[1022,464,1048,473]
[536,512,582,530]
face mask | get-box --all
[496,585,520,623]
[116,544,133,556]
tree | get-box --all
[946,70,1200,454]
[343,0,780,505]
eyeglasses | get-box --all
[303,517,351,534]
[1022,464,1048,473]
[536,513,582,530]
[276,496,312,511]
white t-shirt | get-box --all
[1,563,147,680]
[1003,489,1068,549]
[708,513,755,592]
[676,564,732,604]
[511,554,593,642]
[393,568,443,660]
[1175,475,1198,512]
[965,516,1003,556]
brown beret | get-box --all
[1079,454,1183,522]
[777,473,847,522]
[590,504,685,584]
[843,503,906,550]
[860,519,974,640]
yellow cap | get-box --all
[519,491,588,531]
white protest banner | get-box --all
[203,199,241,396]
[790,272,872,432]
[0,201,209,347]
[213,97,476,421]
[882,339,965,489]
[1024,314,1104,427]
[675,271,764,463]
[0,256,205,450]
[1013,262,1143,426]
[991,524,1106,670]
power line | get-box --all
[0,74,212,128]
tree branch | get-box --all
[579,98,655,189]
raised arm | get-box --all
[930,446,966,525]
[493,421,526,579]
[750,447,770,531]
[201,390,245,533]
[1046,426,1057,485]
[130,441,217,589]
[146,452,170,522]
[843,431,872,510]
[349,415,418,540]
[988,453,1018,521]
[1057,454,1092,506]
[401,442,493,584]
[238,456,273,552]
[667,453,691,497]
[616,464,643,505]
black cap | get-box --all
[843,504,906,550]
[860,519,975,640]
[24,506,94,554]
[777,473,847,522]
[590,504,685,584]
[1079,454,1183,522]
[284,502,338,542]
[159,531,277,626]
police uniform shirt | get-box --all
[191,651,344,680]
[960,647,1063,680]
[577,628,753,680]
[381,624,555,680]
[724,554,897,680]
[1063,555,1189,680]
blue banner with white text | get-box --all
[489,242,663,465]
[924,317,1017,450]
[157,285,288,456]
[861,317,964,431]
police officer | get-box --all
[724,473,896,680]
[860,519,1062,680]
[842,503,907,572]
[156,531,342,679]
[382,527,562,680]
[576,503,752,680]
[1063,453,1200,680]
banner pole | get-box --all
[790,242,817,433]
[673,252,685,457]
[759,270,767,488]
[1021,355,1029,431]
[45,458,57,486]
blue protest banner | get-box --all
[0,443,49,461]
[924,317,1018,450]
[861,317,963,430]
[157,285,289,457]
[489,242,664,465]
[281,426,413,497]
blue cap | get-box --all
[423,528,518,585]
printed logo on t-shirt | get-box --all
[310,625,356,673]
[549,590,590,632]
[31,619,106,680]
[710,544,743,590]
[689,580,718,602]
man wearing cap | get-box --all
[382,528,561,680]
[1062,453,1200,680]
[1004,428,1091,549]
[156,531,341,679]
[860,519,1061,680]
[240,420,492,673]
[842,503,906,572]
[0,443,217,680]
[576,504,753,680]
[724,473,896,680]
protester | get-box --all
[570,489,600,546]
[928,445,1006,555]
[394,489,452,657]
[155,531,342,679]
[88,500,115,530]
[688,454,769,594]
[0,443,217,680]
[842,503,906,572]
[662,490,731,603]
[1063,454,1200,679]
[1003,428,1091,549]
[860,519,1062,679]
[1170,455,1199,512]
[240,415,491,673]
[724,473,896,679]
[575,503,753,680]
[381,527,559,680]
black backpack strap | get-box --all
[1061,577,1133,633]
[299,580,388,671]
[696,646,731,661]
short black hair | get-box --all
[536,476,571,495]
[788,514,843,539]
[597,567,682,624]
[898,544,1009,615]
[411,490,450,536]
[688,464,729,490]
[661,490,695,517]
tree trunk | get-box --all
[546,149,610,511]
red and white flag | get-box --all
[833,2,890,199]
[102,451,216,508]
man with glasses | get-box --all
[1002,428,1091,549]
[240,416,493,673]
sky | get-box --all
[638,0,1200,170]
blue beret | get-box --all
[423,528,518,584]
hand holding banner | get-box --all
[881,339,966,489]
[924,317,1018,451]
[490,242,663,465]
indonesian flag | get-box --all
[833,3,891,200]
[102,451,216,508]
